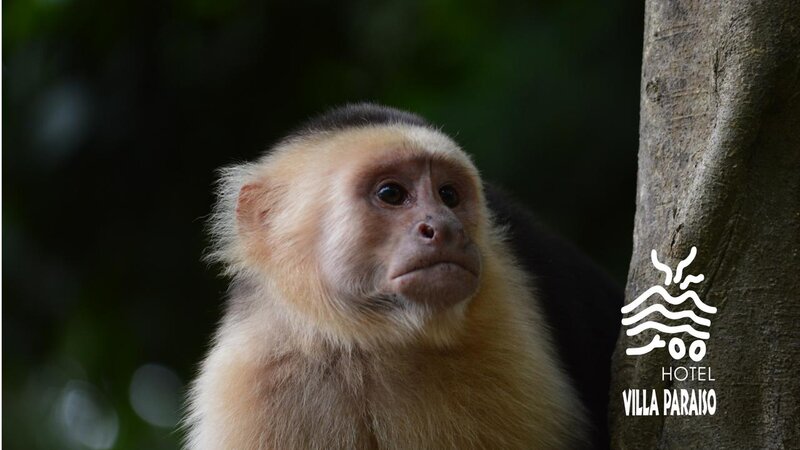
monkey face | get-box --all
[369,158,481,308]
[317,141,485,313]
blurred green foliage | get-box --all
[3,0,642,448]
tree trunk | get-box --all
[610,1,800,449]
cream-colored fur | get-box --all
[184,125,586,449]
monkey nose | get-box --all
[418,223,436,240]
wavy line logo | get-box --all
[621,247,716,361]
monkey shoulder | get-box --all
[485,184,622,450]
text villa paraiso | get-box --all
[623,366,717,416]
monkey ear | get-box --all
[236,183,270,234]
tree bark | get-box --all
[610,1,800,449]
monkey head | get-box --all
[213,123,490,346]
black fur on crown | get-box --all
[291,102,431,137]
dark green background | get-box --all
[4,0,642,448]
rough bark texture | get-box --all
[610,1,800,449]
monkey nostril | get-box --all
[418,223,435,239]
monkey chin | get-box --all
[390,263,480,309]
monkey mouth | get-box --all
[391,257,479,280]
[388,253,481,307]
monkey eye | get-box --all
[438,184,460,208]
[376,183,408,206]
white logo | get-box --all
[621,246,716,361]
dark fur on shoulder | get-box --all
[486,184,622,450]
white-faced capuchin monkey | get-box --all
[185,104,621,450]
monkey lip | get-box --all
[391,257,479,280]
[389,253,481,307]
